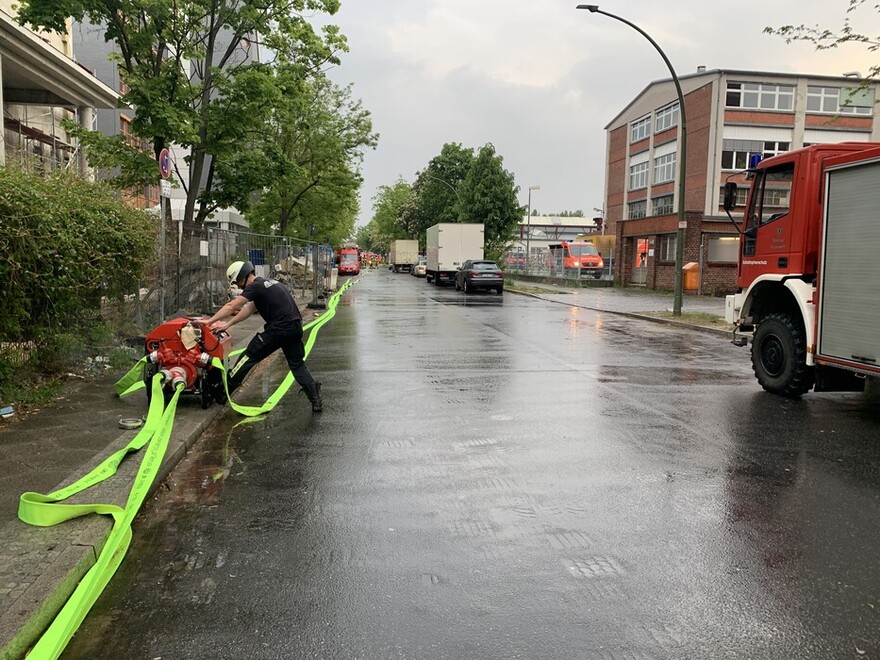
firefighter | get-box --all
[204,260,323,412]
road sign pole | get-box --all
[157,149,171,323]
[159,192,166,323]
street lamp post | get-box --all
[526,185,540,272]
[424,173,462,209]
[576,4,687,315]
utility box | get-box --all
[683,262,699,292]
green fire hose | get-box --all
[17,278,355,659]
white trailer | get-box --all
[389,239,419,273]
[426,223,484,286]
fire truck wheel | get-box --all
[751,312,815,398]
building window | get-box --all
[807,86,873,115]
[726,82,794,110]
[653,152,676,184]
[658,234,676,261]
[652,194,674,216]
[762,140,790,158]
[655,103,679,132]
[763,187,791,209]
[630,116,650,143]
[707,236,740,263]
[719,186,749,207]
[628,200,647,219]
[721,139,789,170]
[629,161,649,190]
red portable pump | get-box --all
[143,317,233,407]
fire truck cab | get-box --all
[724,142,880,396]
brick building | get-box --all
[604,68,880,295]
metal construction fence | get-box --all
[503,251,616,281]
[0,224,336,394]
[121,224,336,333]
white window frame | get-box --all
[658,234,677,262]
[719,186,749,207]
[726,82,794,111]
[721,139,789,171]
[629,161,649,190]
[628,200,647,219]
[652,194,674,216]
[653,152,676,184]
[655,103,679,133]
[807,86,873,115]
[630,116,651,143]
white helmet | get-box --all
[226,260,255,286]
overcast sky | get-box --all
[321,1,880,226]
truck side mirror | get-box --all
[722,182,738,212]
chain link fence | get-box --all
[503,248,615,281]
[126,223,336,332]
[0,224,336,394]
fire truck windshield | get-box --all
[743,162,794,256]
[569,244,599,256]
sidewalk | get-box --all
[0,281,728,659]
[0,309,284,659]
[509,279,730,337]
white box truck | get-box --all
[426,223,484,286]
[389,239,419,273]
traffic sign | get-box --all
[158,148,171,179]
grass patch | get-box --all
[642,310,731,328]
[506,282,572,295]
[0,375,63,408]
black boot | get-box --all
[301,381,323,412]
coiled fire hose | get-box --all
[17,278,356,659]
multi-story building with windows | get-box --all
[603,68,880,294]
[1,2,118,173]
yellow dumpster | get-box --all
[683,262,699,292]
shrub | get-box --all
[0,166,157,396]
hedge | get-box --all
[0,166,157,390]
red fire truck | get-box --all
[547,241,605,279]
[335,245,360,275]
[723,142,880,397]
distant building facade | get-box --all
[603,68,880,294]
[1,2,118,173]
[71,17,254,226]
[71,19,158,209]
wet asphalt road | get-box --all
[65,270,880,659]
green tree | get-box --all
[224,69,377,245]
[765,1,880,80]
[16,0,347,227]
[363,179,414,253]
[457,144,522,260]
[408,143,474,239]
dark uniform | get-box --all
[223,277,320,408]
